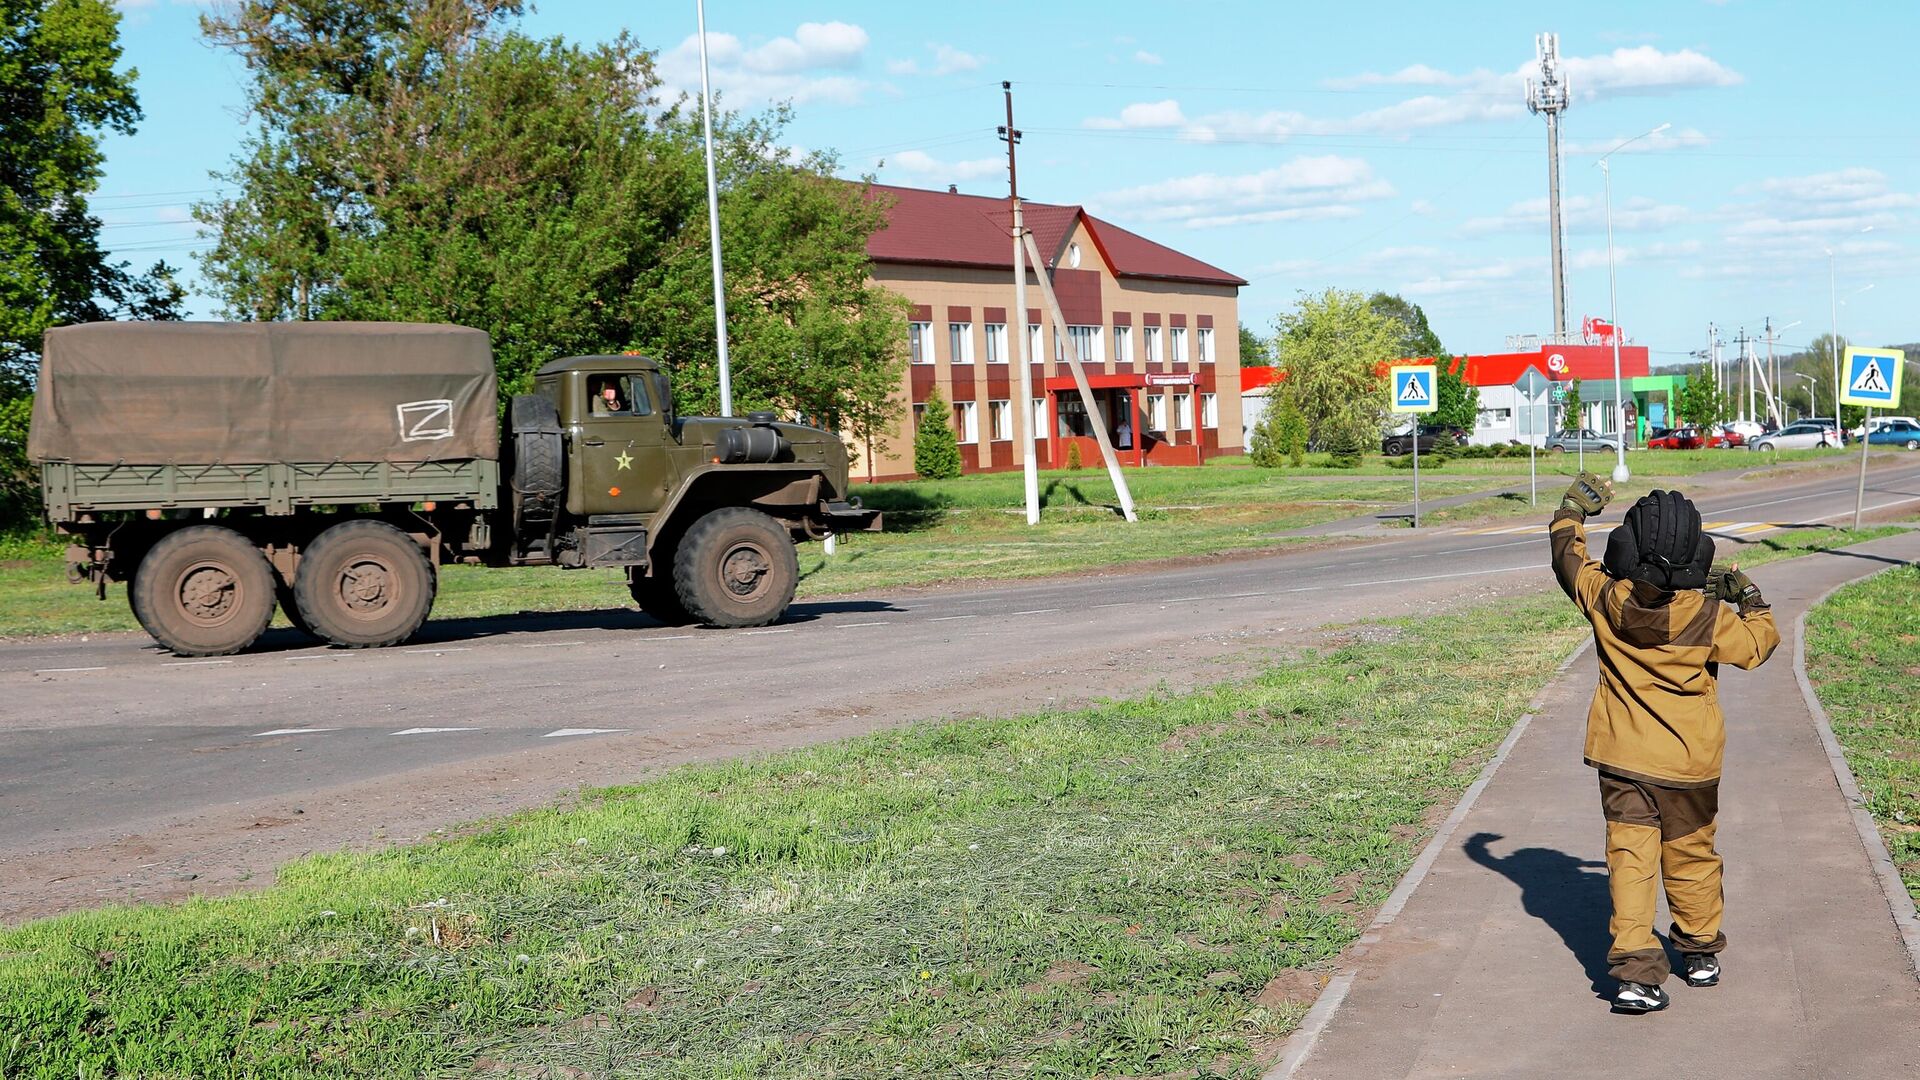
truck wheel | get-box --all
[508,394,564,497]
[672,508,799,629]
[628,571,695,626]
[275,580,317,637]
[131,525,278,657]
[294,520,436,648]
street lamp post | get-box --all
[1597,122,1669,484]
[1793,372,1818,422]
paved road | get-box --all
[2,460,1916,920]
[1288,528,1920,1079]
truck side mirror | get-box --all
[654,373,674,426]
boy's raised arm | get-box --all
[1549,472,1614,610]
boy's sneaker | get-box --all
[1683,953,1721,987]
[1612,980,1670,1013]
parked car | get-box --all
[1722,419,1766,441]
[1749,421,1841,451]
[1648,426,1705,450]
[1705,424,1746,449]
[1852,415,1920,440]
[1801,418,1853,445]
[1545,428,1621,454]
[1865,418,1920,450]
[1381,423,1467,456]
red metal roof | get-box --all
[1400,345,1651,388]
[863,183,1246,287]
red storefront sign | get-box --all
[1144,373,1197,387]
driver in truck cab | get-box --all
[589,377,625,414]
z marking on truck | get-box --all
[396,398,455,442]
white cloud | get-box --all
[1462,194,1692,236]
[1084,99,1189,131]
[888,42,985,78]
[1324,63,1490,89]
[1702,168,1919,277]
[661,23,872,107]
[931,44,983,75]
[1563,127,1712,155]
[876,150,1003,183]
[1557,46,1742,97]
[1134,50,1164,66]
[1092,155,1395,229]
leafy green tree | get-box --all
[1273,288,1398,454]
[2,0,185,531]
[1239,322,1273,367]
[1247,399,1284,467]
[1277,390,1307,467]
[197,1,905,437]
[1368,292,1443,358]
[913,387,961,480]
[1560,378,1584,432]
[1432,353,1480,433]
[1673,365,1732,428]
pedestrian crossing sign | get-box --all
[1840,347,1903,408]
[1390,364,1438,414]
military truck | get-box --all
[29,321,877,656]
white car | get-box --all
[1749,421,1840,451]
[1723,419,1766,440]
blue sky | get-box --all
[100,0,1917,364]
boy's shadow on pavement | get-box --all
[1463,831,1616,998]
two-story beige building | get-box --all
[855,183,1246,481]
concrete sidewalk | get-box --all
[1285,532,1920,1079]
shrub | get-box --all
[913,388,962,480]
[1065,441,1084,471]
[1326,425,1366,469]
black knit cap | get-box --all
[1603,489,1715,591]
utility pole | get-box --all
[694,0,733,415]
[1734,327,1749,421]
[1765,316,1780,425]
[999,82,1040,526]
[1527,33,1571,341]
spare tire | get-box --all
[507,394,563,499]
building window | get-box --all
[1201,392,1218,428]
[1173,392,1193,431]
[984,323,1007,364]
[1145,393,1167,431]
[1113,325,1133,365]
[909,322,933,364]
[1065,325,1102,366]
[948,322,973,364]
[1143,326,1162,365]
[1478,408,1511,428]
[954,400,978,444]
[1027,323,1043,365]
[1032,397,1047,439]
[1169,327,1188,365]
[1197,327,1215,364]
[913,402,928,429]
[989,399,1011,441]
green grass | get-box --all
[0,592,1594,1080]
[1807,560,1920,905]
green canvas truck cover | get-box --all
[29,321,498,464]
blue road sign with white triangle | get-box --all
[1841,347,1904,408]
[1391,365,1437,414]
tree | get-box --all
[1368,292,1443,359]
[1560,378,1584,432]
[1273,288,1398,453]
[2,0,186,531]
[1239,322,1274,367]
[1432,352,1480,433]
[1276,390,1307,466]
[1673,364,1731,428]
[913,388,961,480]
[196,1,905,436]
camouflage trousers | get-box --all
[1599,772,1728,985]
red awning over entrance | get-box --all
[1042,372,1197,391]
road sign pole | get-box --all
[1412,436,1420,529]
[1854,407,1872,530]
[1528,395,1537,506]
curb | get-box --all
[1792,559,1920,981]
[1264,636,1594,1080]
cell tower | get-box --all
[1526,32,1571,341]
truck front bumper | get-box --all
[820,498,882,533]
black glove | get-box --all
[1560,472,1612,517]
[1708,564,1766,609]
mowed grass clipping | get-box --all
[0,594,1589,1079]
[1807,560,1920,904]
